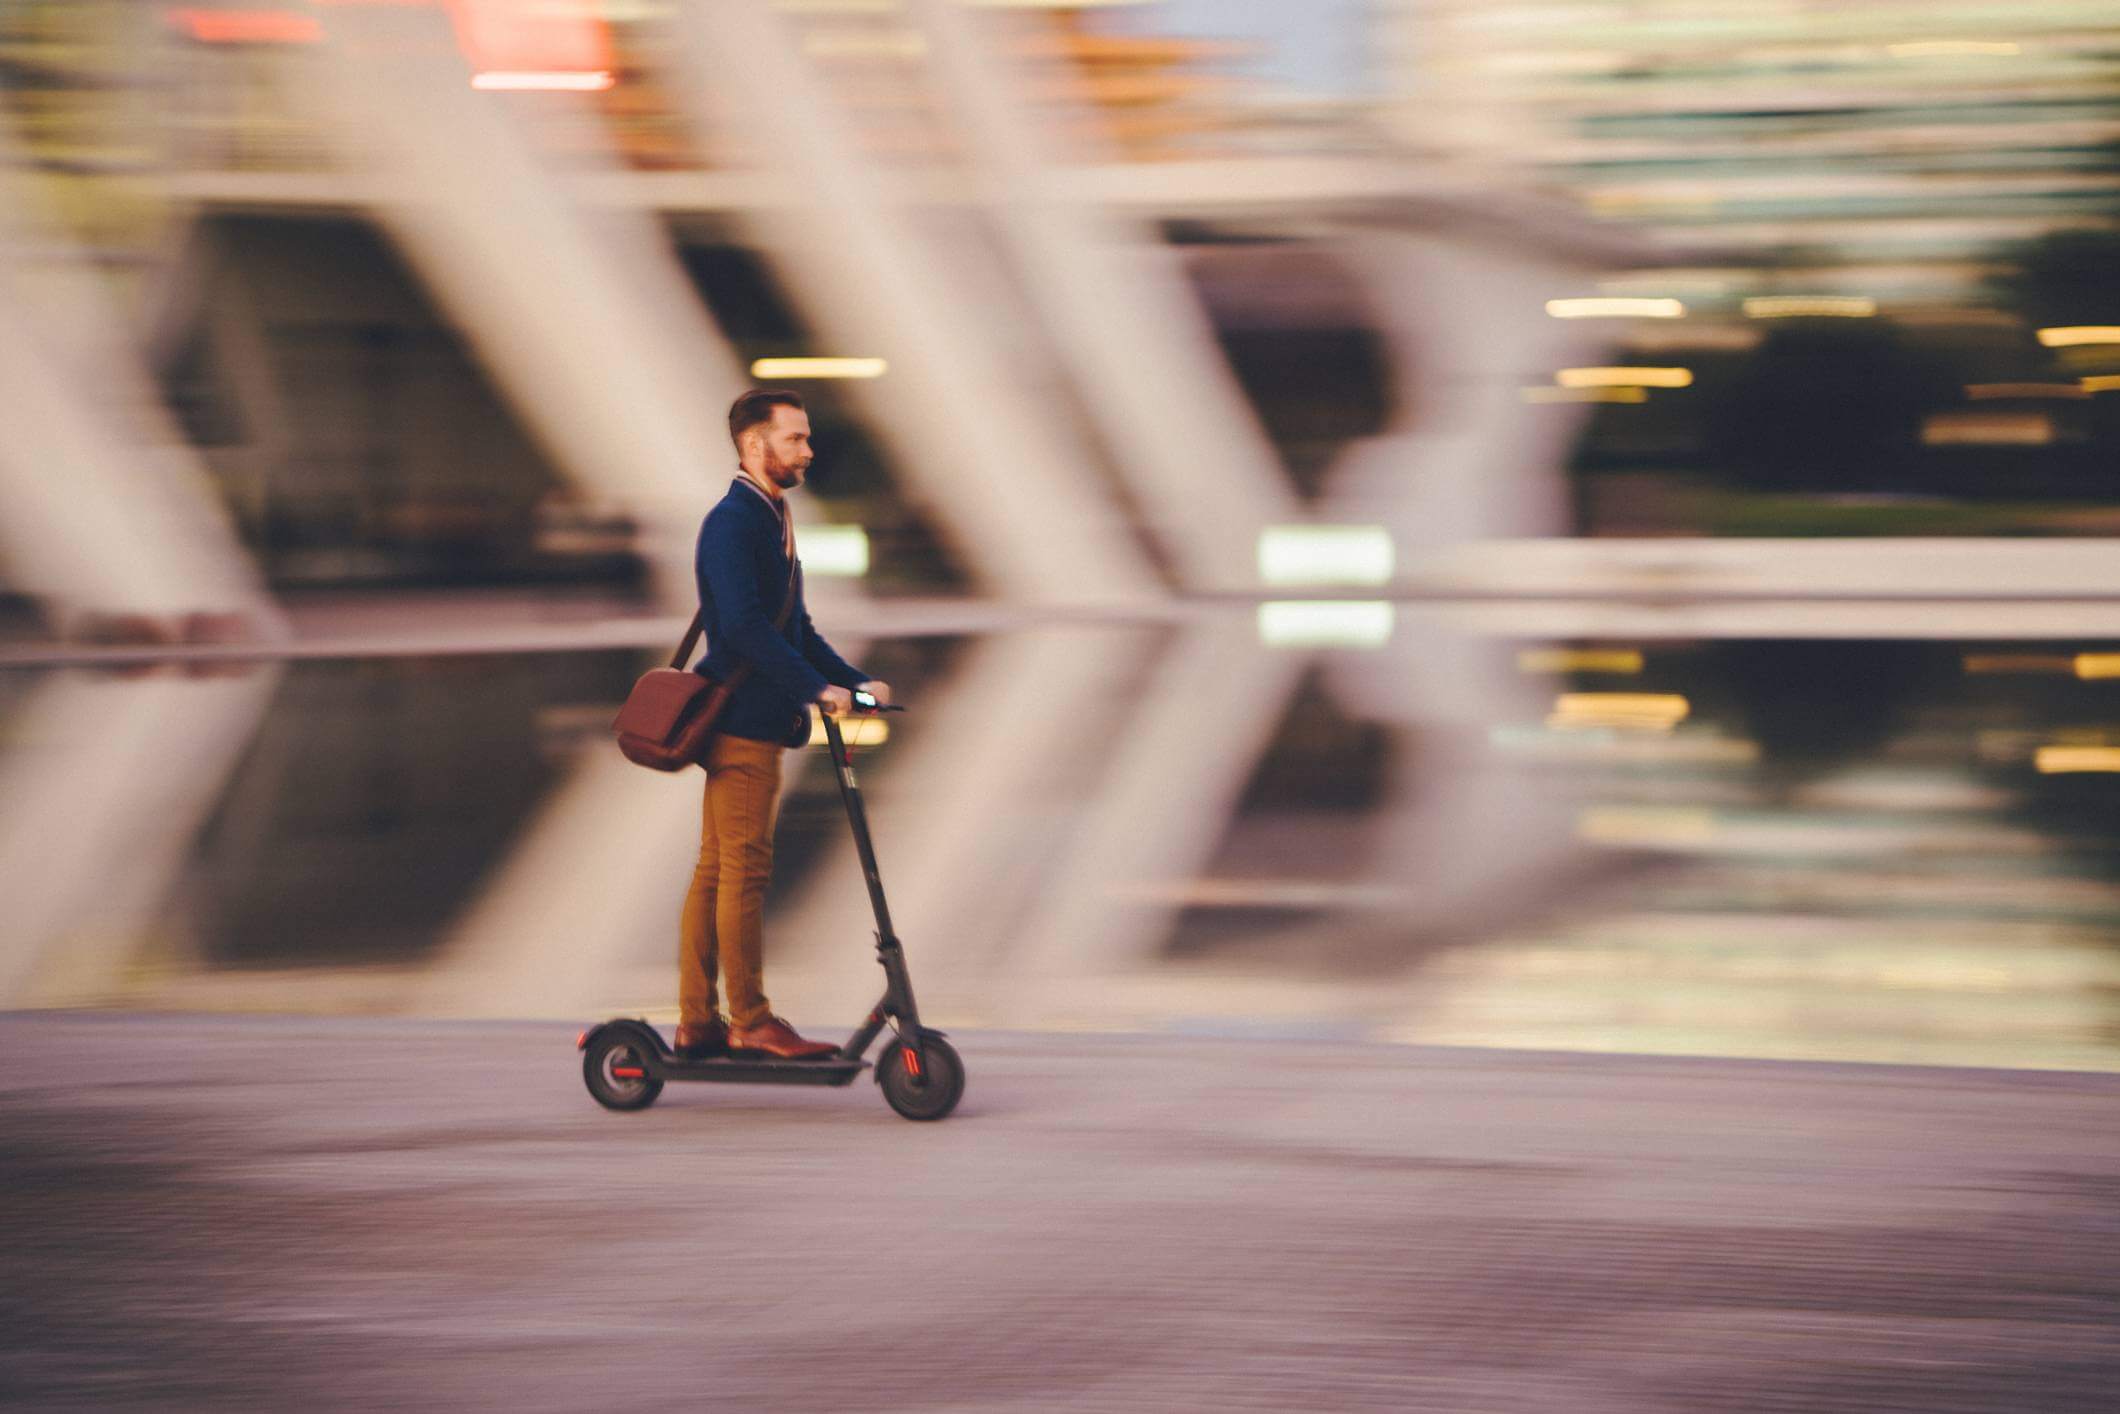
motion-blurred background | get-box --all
[6,0,2120,1069]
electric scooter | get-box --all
[577,693,964,1122]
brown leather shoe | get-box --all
[673,1018,729,1059]
[727,1014,839,1061]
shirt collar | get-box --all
[734,471,785,512]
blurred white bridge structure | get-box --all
[1,1,2117,1030]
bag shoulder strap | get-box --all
[667,608,705,670]
[667,555,801,670]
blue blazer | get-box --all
[692,479,867,746]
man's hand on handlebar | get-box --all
[819,681,898,717]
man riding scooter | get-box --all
[675,389,891,1061]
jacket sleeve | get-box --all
[797,604,867,690]
[698,506,828,703]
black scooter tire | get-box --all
[876,1035,964,1122]
[584,1030,663,1112]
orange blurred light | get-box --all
[1556,367,1693,389]
[2038,327,2120,348]
[1518,649,1645,675]
[449,0,613,85]
[1549,693,1690,733]
[2035,746,2120,775]
[170,7,323,44]
[313,0,616,87]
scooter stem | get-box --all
[822,710,898,941]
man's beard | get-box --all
[763,451,808,489]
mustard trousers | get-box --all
[678,734,784,1029]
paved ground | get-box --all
[2,1013,2118,1412]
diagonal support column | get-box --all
[907,0,1298,590]
[1007,612,1309,992]
[890,1,1321,991]
[665,1,1159,607]
[295,5,749,604]
[1319,234,1601,939]
[0,109,273,628]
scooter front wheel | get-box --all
[876,1034,964,1121]
[583,1029,663,1112]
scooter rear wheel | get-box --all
[584,1030,663,1112]
[876,1034,964,1121]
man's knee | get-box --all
[719,838,774,880]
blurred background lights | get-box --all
[2038,327,2120,348]
[1545,298,1686,319]
[1256,601,1394,649]
[470,71,614,91]
[451,0,615,82]
[1556,367,1694,389]
[1517,648,1645,675]
[2035,746,2120,774]
[749,357,889,379]
[169,8,322,45]
[797,525,870,578]
[1257,525,1394,588]
[1743,296,1878,319]
[1549,693,1691,733]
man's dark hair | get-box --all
[728,388,805,451]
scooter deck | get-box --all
[644,1051,867,1087]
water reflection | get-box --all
[3,618,2119,1071]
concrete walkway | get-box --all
[2,1013,2117,1411]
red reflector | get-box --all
[611,1067,646,1079]
[576,1030,590,1050]
[902,1047,921,1078]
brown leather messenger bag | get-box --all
[612,565,798,771]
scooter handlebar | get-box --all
[848,690,905,713]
